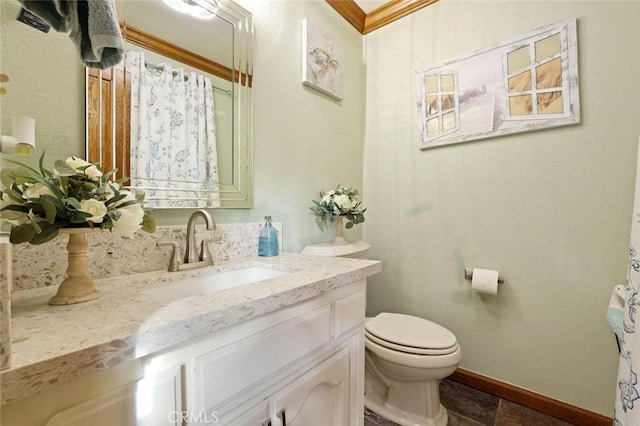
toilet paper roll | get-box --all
[471,268,499,295]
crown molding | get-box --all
[326,0,438,35]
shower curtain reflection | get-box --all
[127,50,220,208]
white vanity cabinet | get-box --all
[2,279,366,426]
[166,279,366,425]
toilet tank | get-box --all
[301,241,370,258]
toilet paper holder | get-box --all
[464,268,504,284]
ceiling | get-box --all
[354,1,389,13]
[328,0,438,35]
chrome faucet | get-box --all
[157,209,217,272]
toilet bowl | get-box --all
[301,240,461,426]
[364,312,461,426]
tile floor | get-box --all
[364,379,574,426]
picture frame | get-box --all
[416,18,580,150]
[301,18,344,101]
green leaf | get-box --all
[40,194,67,214]
[40,196,58,223]
[2,187,24,204]
[70,210,92,223]
[29,222,63,245]
[2,157,39,175]
[0,168,18,187]
[0,206,28,221]
[115,199,140,209]
[141,211,156,233]
[102,169,117,181]
[64,197,81,210]
[9,223,36,244]
[53,160,78,177]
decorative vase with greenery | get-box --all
[310,185,366,244]
[0,153,156,304]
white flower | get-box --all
[66,156,102,180]
[112,203,144,238]
[23,183,55,199]
[333,194,352,210]
[79,199,107,223]
[321,194,333,204]
[84,165,102,179]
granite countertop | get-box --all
[2,253,382,405]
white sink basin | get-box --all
[144,266,289,303]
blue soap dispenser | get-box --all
[258,215,279,257]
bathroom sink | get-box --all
[144,266,289,303]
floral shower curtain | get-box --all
[616,140,640,425]
[126,51,220,208]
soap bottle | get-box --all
[258,216,279,257]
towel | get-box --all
[68,0,124,69]
[17,0,124,70]
[16,0,70,32]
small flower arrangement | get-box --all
[310,185,366,230]
[0,154,155,244]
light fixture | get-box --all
[162,0,218,20]
[1,116,36,156]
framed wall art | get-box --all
[416,18,579,150]
[302,18,344,101]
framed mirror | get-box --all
[88,0,253,208]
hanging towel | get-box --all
[68,0,124,69]
[17,0,124,70]
[16,0,70,32]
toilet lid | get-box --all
[365,313,457,353]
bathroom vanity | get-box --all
[1,254,381,425]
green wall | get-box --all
[0,0,365,251]
[363,0,639,416]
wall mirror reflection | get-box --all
[88,0,253,208]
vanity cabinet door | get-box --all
[218,399,269,425]
[136,363,184,426]
[268,347,350,426]
[45,383,138,426]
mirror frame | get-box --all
[86,0,253,208]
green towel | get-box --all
[16,0,70,32]
[17,0,123,69]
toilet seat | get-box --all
[365,313,458,355]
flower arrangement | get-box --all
[0,154,155,244]
[310,185,366,230]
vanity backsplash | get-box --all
[11,222,282,291]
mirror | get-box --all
[93,0,253,208]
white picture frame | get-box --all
[302,18,344,101]
[416,18,580,150]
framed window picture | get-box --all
[416,18,579,149]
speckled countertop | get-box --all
[2,253,382,405]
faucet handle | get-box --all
[157,241,182,272]
[199,237,216,264]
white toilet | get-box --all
[301,240,462,426]
[364,312,461,426]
